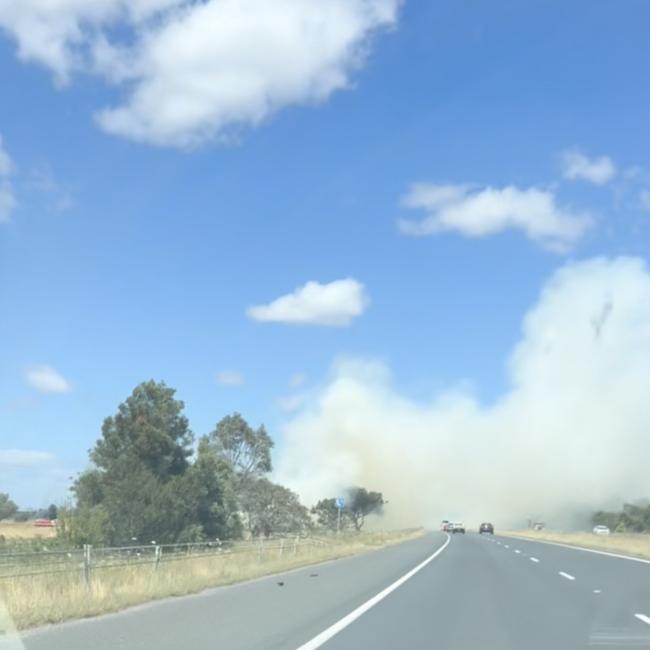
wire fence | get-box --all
[0,536,330,585]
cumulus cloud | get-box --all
[25,366,71,394]
[0,0,400,147]
[275,257,650,529]
[216,370,245,386]
[247,278,368,327]
[0,134,16,223]
[0,449,56,467]
[0,0,183,83]
[398,183,592,252]
[562,150,616,185]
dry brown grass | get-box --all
[0,522,56,540]
[505,529,650,559]
[0,529,423,631]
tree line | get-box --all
[50,380,384,547]
[592,502,650,533]
[0,495,57,522]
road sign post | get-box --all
[335,497,345,534]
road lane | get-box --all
[493,533,650,644]
[319,532,600,650]
[11,533,447,650]
[10,531,650,649]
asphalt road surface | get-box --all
[6,531,650,649]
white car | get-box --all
[593,525,610,535]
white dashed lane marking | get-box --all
[559,571,576,581]
[530,557,540,563]
[635,614,650,626]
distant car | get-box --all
[479,522,494,534]
[441,520,450,531]
[451,522,465,534]
[593,525,610,535]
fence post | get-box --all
[279,539,284,558]
[83,544,92,593]
[293,535,299,556]
[257,539,263,562]
[154,545,162,570]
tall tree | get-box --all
[206,413,273,482]
[0,493,18,520]
[311,498,349,532]
[240,478,310,537]
[69,381,241,545]
[347,487,384,531]
[91,380,193,481]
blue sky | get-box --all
[1,0,650,507]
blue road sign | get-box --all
[335,497,345,509]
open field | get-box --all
[0,529,423,631]
[0,522,56,541]
[506,529,650,559]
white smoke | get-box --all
[275,257,650,530]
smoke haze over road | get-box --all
[276,257,650,529]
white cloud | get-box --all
[216,370,245,386]
[0,0,401,147]
[562,150,616,185]
[275,257,650,529]
[640,190,650,212]
[0,449,56,467]
[0,135,16,222]
[247,278,369,327]
[25,366,71,394]
[0,0,183,83]
[398,183,592,252]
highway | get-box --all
[9,531,650,649]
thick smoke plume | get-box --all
[275,257,650,530]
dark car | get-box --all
[479,522,494,534]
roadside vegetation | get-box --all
[0,380,409,630]
[510,529,650,560]
[0,529,422,630]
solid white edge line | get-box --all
[530,557,540,563]
[635,614,650,626]
[500,535,650,565]
[558,571,576,581]
[295,534,451,650]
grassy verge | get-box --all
[0,521,56,541]
[504,530,650,559]
[0,529,423,631]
